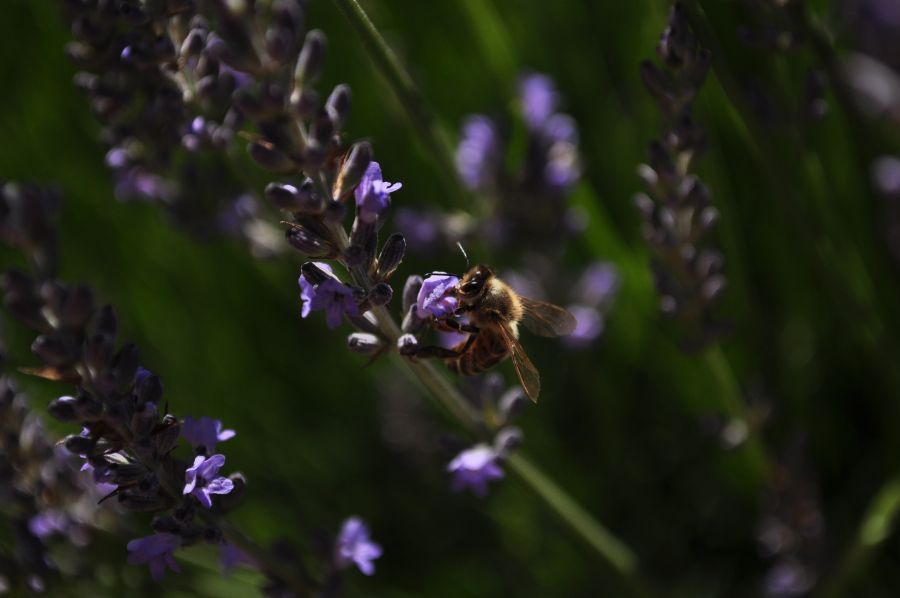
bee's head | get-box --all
[457,265,494,302]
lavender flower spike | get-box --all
[447,444,505,496]
[455,115,499,190]
[127,533,181,581]
[519,73,559,130]
[181,416,236,454]
[183,454,234,509]
[416,274,459,319]
[335,517,383,576]
[355,161,402,224]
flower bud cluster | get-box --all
[636,3,726,347]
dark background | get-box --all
[3,0,900,596]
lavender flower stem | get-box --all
[703,347,768,483]
[328,0,464,201]
[817,476,900,598]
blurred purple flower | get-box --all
[447,444,504,496]
[564,305,605,347]
[181,416,236,453]
[127,533,181,581]
[217,194,258,236]
[308,278,359,328]
[519,73,559,129]
[395,208,441,250]
[416,275,459,319]
[299,261,335,318]
[335,517,382,576]
[28,511,68,539]
[873,155,900,196]
[183,454,234,509]
[220,543,257,576]
[455,115,499,190]
[355,161,402,224]
[575,262,620,307]
[114,168,177,203]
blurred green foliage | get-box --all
[3,0,900,596]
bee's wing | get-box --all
[520,297,578,337]
[499,325,541,402]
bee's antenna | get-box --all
[457,242,470,270]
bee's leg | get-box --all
[434,318,480,335]
[401,330,478,359]
[400,344,462,359]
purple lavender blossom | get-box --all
[299,261,335,318]
[27,511,68,539]
[519,73,559,129]
[308,278,359,329]
[220,544,257,576]
[542,114,581,190]
[455,115,499,190]
[416,274,459,319]
[564,305,605,347]
[873,156,900,196]
[127,533,181,581]
[335,517,383,576]
[181,416,236,454]
[183,454,234,509]
[447,444,504,496]
[575,262,620,307]
[113,168,177,203]
[355,161,402,224]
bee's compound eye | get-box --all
[461,280,481,295]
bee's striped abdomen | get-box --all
[446,329,509,376]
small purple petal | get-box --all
[416,275,459,319]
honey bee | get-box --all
[405,264,577,403]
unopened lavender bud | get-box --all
[47,396,80,422]
[265,26,294,64]
[636,164,658,189]
[111,344,140,391]
[376,233,406,281]
[494,427,523,457]
[333,141,372,199]
[702,275,726,301]
[291,88,320,119]
[294,30,326,87]
[131,403,158,438]
[93,304,117,339]
[499,388,527,423]
[368,283,393,307]
[401,305,426,335]
[181,29,207,58]
[85,333,113,374]
[309,109,335,147]
[326,84,351,129]
[249,141,296,173]
[342,244,368,268]
[286,226,335,257]
[402,275,423,313]
[347,332,383,354]
[323,201,346,224]
[32,335,78,367]
[60,285,94,328]
[397,333,418,355]
[300,261,333,285]
[265,182,304,211]
[698,206,718,231]
[63,434,94,455]
[155,420,181,455]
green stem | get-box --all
[817,476,900,598]
[329,0,465,203]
